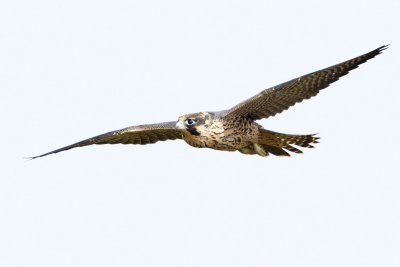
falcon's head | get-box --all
[176,112,214,136]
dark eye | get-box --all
[186,118,195,125]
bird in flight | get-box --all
[30,45,387,159]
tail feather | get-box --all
[282,144,303,154]
[258,129,319,156]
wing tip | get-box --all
[25,142,83,160]
[375,44,389,55]
[24,152,54,160]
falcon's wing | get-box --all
[223,45,387,120]
[29,121,183,159]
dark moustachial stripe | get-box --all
[187,126,200,136]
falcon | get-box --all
[30,45,387,159]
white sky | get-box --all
[1,0,399,266]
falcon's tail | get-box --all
[259,129,319,156]
[238,129,319,157]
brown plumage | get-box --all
[30,45,387,159]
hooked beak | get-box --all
[175,121,185,130]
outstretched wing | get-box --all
[29,121,183,159]
[223,45,387,120]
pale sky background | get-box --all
[1,0,399,266]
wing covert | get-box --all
[29,121,182,159]
[223,45,388,120]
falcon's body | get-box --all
[177,111,317,157]
[30,46,387,159]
